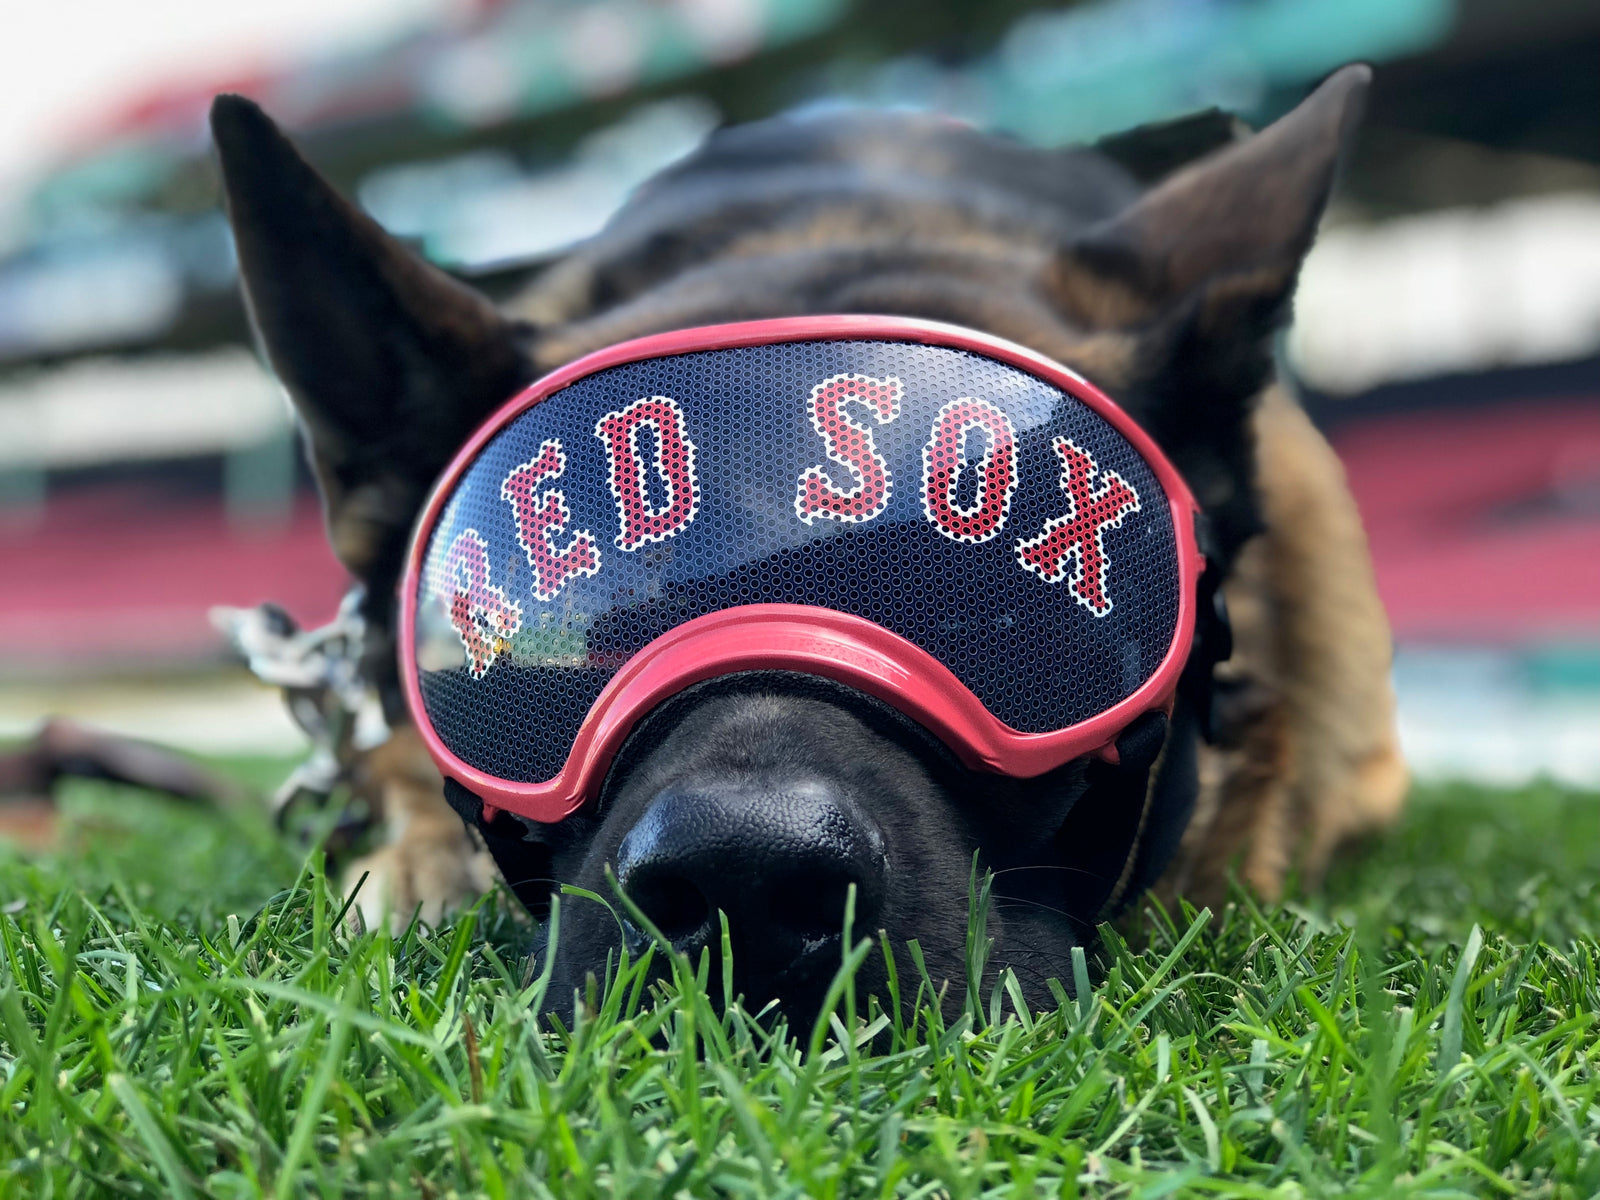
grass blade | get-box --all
[1438,923,1484,1075]
[108,1074,196,1200]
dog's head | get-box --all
[213,66,1366,1024]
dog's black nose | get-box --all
[614,780,887,977]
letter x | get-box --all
[1015,438,1141,616]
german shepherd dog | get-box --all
[208,64,1405,1023]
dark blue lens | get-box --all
[414,339,1180,784]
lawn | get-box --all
[2,763,1598,1197]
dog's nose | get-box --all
[614,780,887,972]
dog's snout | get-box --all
[614,780,887,969]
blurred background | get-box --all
[0,0,1595,786]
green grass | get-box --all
[3,769,1599,1197]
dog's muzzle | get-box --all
[398,316,1205,827]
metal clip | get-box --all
[210,587,389,832]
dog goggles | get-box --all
[399,316,1203,824]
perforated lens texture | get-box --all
[414,340,1180,783]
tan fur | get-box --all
[1156,386,1406,906]
[341,728,498,932]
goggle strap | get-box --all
[1103,704,1200,917]
[440,776,564,919]
[1041,709,1169,923]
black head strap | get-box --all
[1044,709,1170,922]
[1182,511,1234,745]
[441,777,562,917]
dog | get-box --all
[209,63,1405,1024]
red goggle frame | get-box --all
[399,316,1203,825]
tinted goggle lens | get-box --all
[401,322,1198,822]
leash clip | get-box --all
[211,586,389,832]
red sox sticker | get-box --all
[430,371,1161,691]
[1014,437,1141,616]
[501,439,601,601]
[594,396,700,550]
[438,528,523,677]
[921,397,1019,544]
[795,373,902,524]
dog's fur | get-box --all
[211,65,1405,1013]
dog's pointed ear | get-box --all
[1043,67,1369,562]
[1048,64,1369,332]
[211,94,535,585]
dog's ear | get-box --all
[1046,66,1368,558]
[210,95,535,587]
[1048,64,1368,333]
